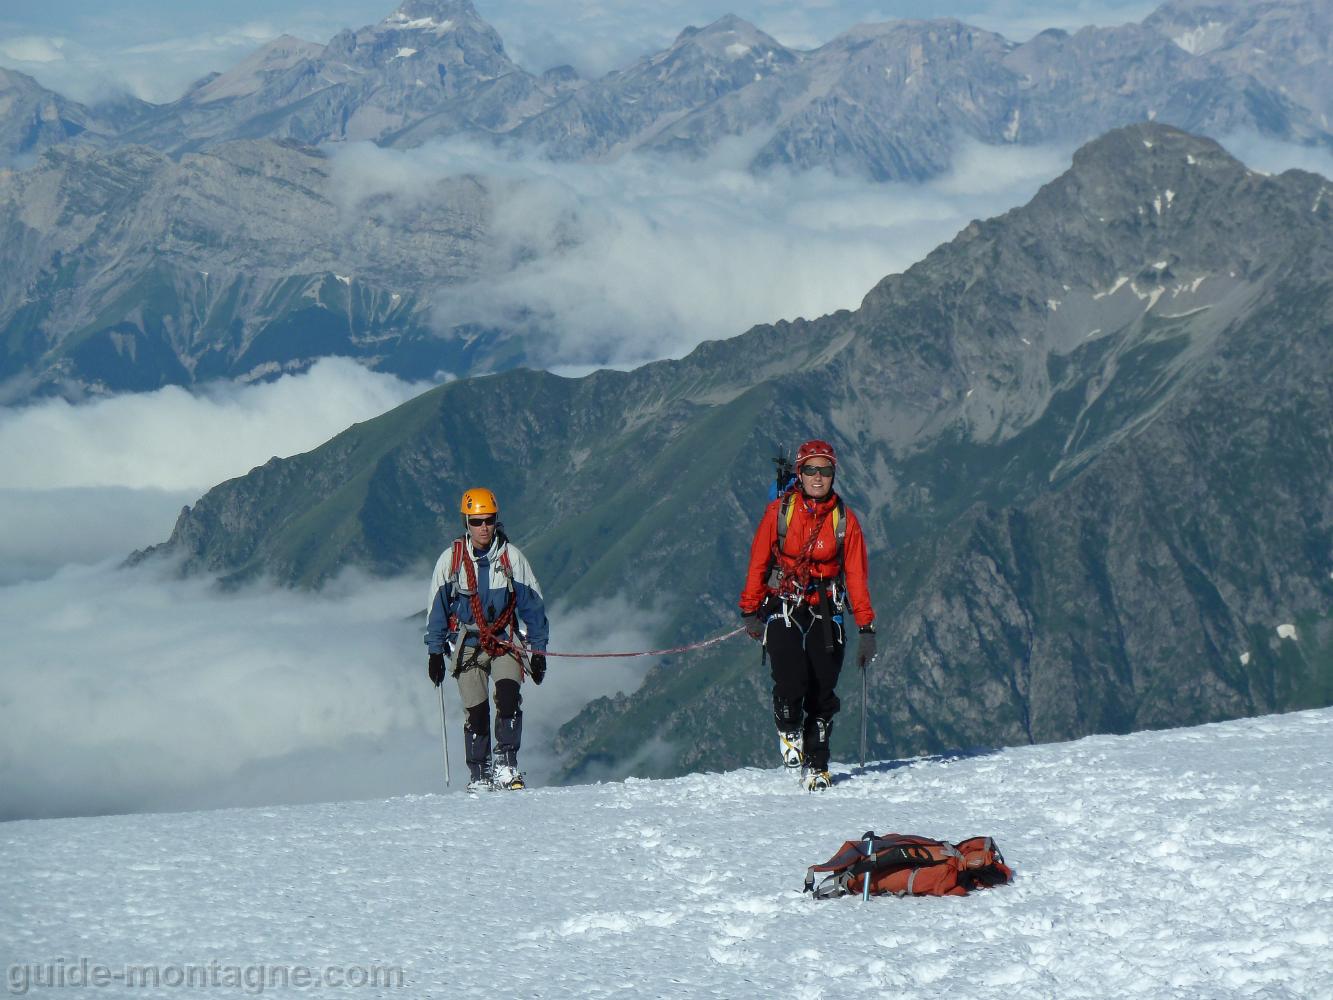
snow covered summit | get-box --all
[5,709,1330,998]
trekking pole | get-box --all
[859,660,869,770]
[437,684,452,789]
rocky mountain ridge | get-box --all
[4,0,1329,177]
[0,139,500,397]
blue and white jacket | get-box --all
[424,535,549,657]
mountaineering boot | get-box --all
[804,768,833,791]
[773,693,803,773]
[464,708,493,791]
[779,729,804,769]
[803,715,833,765]
[492,750,525,790]
[493,710,524,789]
[465,760,493,793]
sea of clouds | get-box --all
[329,135,1076,374]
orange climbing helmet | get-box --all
[459,487,499,516]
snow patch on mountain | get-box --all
[1170,21,1228,56]
[384,12,456,35]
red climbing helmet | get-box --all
[795,439,837,468]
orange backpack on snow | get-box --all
[804,832,1013,899]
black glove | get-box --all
[529,654,547,686]
[428,652,445,687]
[857,628,877,669]
[742,611,764,641]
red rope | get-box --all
[533,625,747,659]
[491,625,747,660]
[457,542,745,661]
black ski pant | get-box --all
[764,600,844,770]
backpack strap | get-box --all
[449,538,515,594]
[831,498,846,560]
[448,538,467,593]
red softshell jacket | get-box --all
[738,491,875,628]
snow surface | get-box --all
[4,710,1332,999]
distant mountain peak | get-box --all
[673,13,779,50]
[189,34,326,105]
[659,14,790,70]
[382,0,483,31]
[1067,121,1235,177]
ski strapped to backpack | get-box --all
[804,832,1014,899]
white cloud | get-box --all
[1216,130,1333,182]
[0,558,662,820]
[0,562,433,820]
[0,487,194,586]
[330,135,1073,373]
[0,36,67,64]
[0,359,431,584]
[0,357,430,492]
[121,21,280,56]
[0,20,293,104]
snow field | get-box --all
[3,709,1331,999]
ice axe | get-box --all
[437,684,452,788]
[859,653,875,770]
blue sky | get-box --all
[1,0,1156,103]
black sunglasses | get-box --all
[467,515,497,526]
[799,465,834,478]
